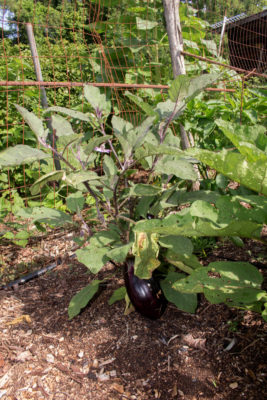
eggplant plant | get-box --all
[2,73,266,321]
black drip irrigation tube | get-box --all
[0,253,77,290]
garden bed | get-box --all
[0,234,266,400]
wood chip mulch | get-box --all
[0,235,266,400]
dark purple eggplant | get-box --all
[124,258,167,320]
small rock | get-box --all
[229,382,238,389]
[98,373,110,381]
[78,351,84,358]
[99,358,116,367]
[92,359,99,368]
[46,353,55,363]
[171,383,177,397]
[109,370,117,377]
[16,350,32,362]
[112,383,124,394]
[0,390,7,399]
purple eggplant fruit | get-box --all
[124,258,167,319]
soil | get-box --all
[0,232,266,400]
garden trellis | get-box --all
[0,0,266,200]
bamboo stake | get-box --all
[26,23,61,170]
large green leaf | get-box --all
[215,120,266,162]
[136,17,158,30]
[125,91,158,119]
[216,119,267,152]
[236,142,266,163]
[51,114,74,137]
[135,143,183,161]
[63,171,100,188]
[190,200,218,222]
[0,145,49,168]
[16,207,72,226]
[158,235,193,255]
[160,271,197,313]
[30,171,64,195]
[234,194,267,214]
[155,99,185,120]
[102,156,118,190]
[167,190,221,207]
[172,261,267,309]
[167,191,267,223]
[216,196,267,224]
[76,246,109,274]
[15,104,45,139]
[155,156,197,180]
[106,243,132,263]
[166,250,203,273]
[108,286,127,305]
[66,191,85,213]
[112,116,136,159]
[90,230,121,247]
[44,106,90,122]
[129,183,162,197]
[133,117,155,149]
[84,85,111,116]
[187,148,267,196]
[103,154,118,177]
[185,73,221,103]
[133,211,262,239]
[68,280,102,320]
[168,75,191,103]
[135,196,155,219]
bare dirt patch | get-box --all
[0,236,266,400]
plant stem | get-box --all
[118,197,130,210]
[39,137,76,171]
[99,120,123,169]
[117,214,136,225]
[83,182,106,226]
[160,101,185,144]
[152,101,185,170]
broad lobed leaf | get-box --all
[15,104,46,139]
[0,145,49,168]
[160,271,197,313]
[171,261,267,311]
[68,280,103,320]
[187,148,267,196]
[44,106,90,121]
